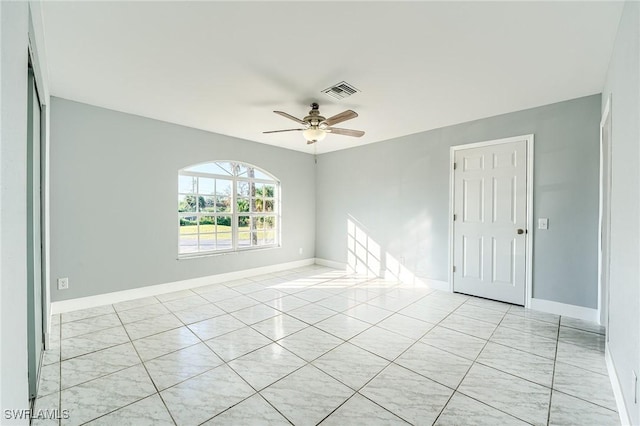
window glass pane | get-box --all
[264,184,275,198]
[185,162,232,175]
[179,234,198,253]
[251,198,263,212]
[260,216,273,229]
[198,177,215,195]
[216,197,232,213]
[216,216,232,231]
[237,181,250,197]
[238,215,250,228]
[238,234,251,247]
[254,169,272,180]
[236,164,249,177]
[238,216,250,247]
[201,196,216,212]
[179,175,197,194]
[199,234,215,251]
[178,195,197,213]
[200,216,216,233]
[237,198,250,213]
[179,216,198,234]
[264,216,276,244]
[264,200,274,212]
[265,234,275,245]
[263,216,275,228]
[217,233,232,250]
[189,195,204,212]
[218,162,234,175]
[251,232,262,246]
[216,179,232,196]
[253,183,264,196]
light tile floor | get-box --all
[34,265,620,426]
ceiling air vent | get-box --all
[322,81,360,100]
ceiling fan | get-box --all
[263,102,365,144]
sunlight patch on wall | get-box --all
[347,217,381,276]
[347,215,430,289]
[385,253,416,284]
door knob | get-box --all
[517,229,525,235]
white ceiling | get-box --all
[40,1,624,154]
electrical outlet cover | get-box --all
[57,277,69,290]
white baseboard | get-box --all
[51,258,316,314]
[606,344,632,426]
[314,258,347,270]
[528,298,598,322]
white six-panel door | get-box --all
[452,139,528,305]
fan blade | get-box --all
[327,127,365,137]
[323,110,358,126]
[274,111,306,125]
[263,128,305,134]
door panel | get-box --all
[462,235,483,279]
[453,140,527,305]
[462,179,484,222]
[27,65,44,400]
[491,237,514,284]
[492,176,516,224]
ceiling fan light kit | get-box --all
[302,128,326,143]
[264,102,364,145]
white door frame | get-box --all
[448,134,535,307]
[598,95,612,328]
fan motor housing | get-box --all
[304,104,325,126]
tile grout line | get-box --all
[435,305,539,426]
[315,293,501,424]
[550,388,620,413]
[213,277,408,424]
[546,314,562,426]
[430,300,508,425]
[318,295,471,425]
[114,302,180,426]
[58,305,178,426]
[305,297,423,425]
[151,283,315,425]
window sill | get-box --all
[177,245,281,260]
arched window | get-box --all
[178,161,280,256]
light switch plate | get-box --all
[538,218,549,230]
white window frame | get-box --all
[178,161,280,257]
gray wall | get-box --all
[602,1,640,423]
[316,94,601,308]
[50,98,316,301]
